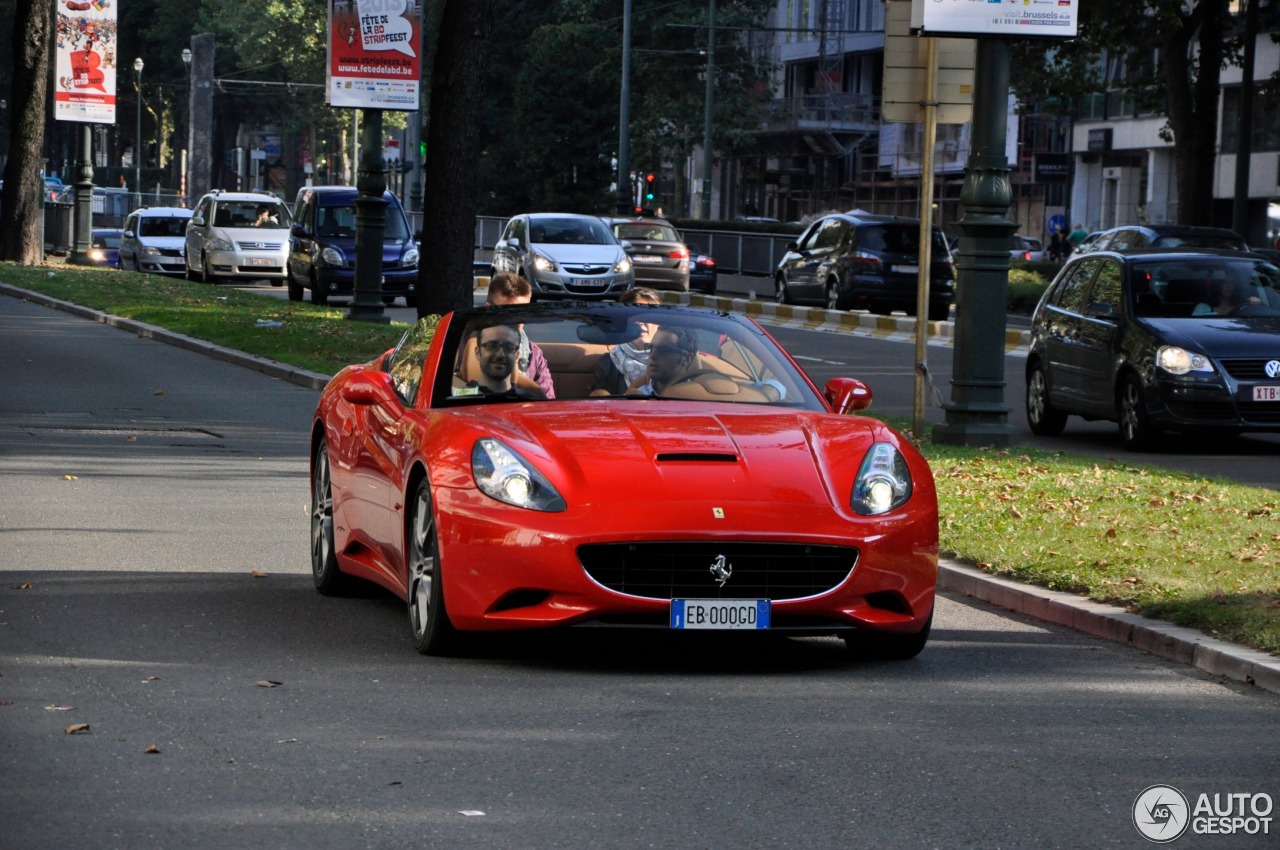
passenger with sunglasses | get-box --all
[628,327,699,397]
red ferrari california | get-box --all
[310,301,937,659]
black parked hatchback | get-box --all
[774,211,954,320]
[1025,248,1280,450]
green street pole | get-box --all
[932,38,1016,448]
[348,108,390,324]
[68,124,95,265]
[699,0,716,220]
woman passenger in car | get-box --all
[588,287,662,396]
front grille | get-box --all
[1236,403,1280,424]
[1220,358,1280,380]
[158,248,183,258]
[235,241,284,251]
[1164,402,1241,423]
[563,264,609,276]
[579,542,857,601]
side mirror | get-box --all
[1084,302,1117,320]
[340,370,403,414]
[619,239,633,251]
[786,241,799,251]
[291,224,308,238]
[190,216,205,227]
[824,377,873,414]
[123,230,136,239]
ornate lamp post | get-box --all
[133,57,144,199]
[181,48,192,203]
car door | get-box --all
[287,191,314,280]
[1040,258,1102,409]
[186,195,212,266]
[493,216,524,273]
[120,212,138,268]
[1071,258,1125,417]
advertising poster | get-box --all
[327,0,422,111]
[912,0,1078,39]
[54,0,119,124]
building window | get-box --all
[1222,86,1280,153]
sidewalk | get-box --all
[4,280,1277,694]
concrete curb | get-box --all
[4,282,1275,694]
[939,560,1280,695]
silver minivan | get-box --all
[185,190,292,284]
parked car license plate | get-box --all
[892,264,919,274]
[632,254,663,264]
[247,258,275,267]
[670,599,770,630]
[1254,385,1280,402]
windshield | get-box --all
[529,217,615,245]
[385,304,824,410]
[859,224,950,256]
[615,223,681,242]
[1131,258,1280,318]
[316,202,410,240]
[138,216,190,237]
[212,200,291,229]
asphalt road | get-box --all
[2,293,1279,849]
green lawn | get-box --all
[4,261,1277,656]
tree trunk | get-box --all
[1164,0,1227,226]
[0,0,54,263]
[417,0,499,318]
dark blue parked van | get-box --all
[287,186,420,306]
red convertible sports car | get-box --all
[310,301,937,659]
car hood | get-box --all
[310,235,414,258]
[531,243,625,265]
[210,227,292,242]
[1139,315,1280,358]
[138,236,186,250]
[445,403,880,509]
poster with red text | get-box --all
[327,0,421,111]
[54,0,119,123]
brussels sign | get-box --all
[911,0,1079,39]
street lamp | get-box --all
[133,57,144,199]
[181,49,192,203]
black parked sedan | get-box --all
[1026,249,1280,450]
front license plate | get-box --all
[891,264,919,275]
[571,278,606,288]
[633,254,663,264]
[247,258,275,267]
[670,599,770,630]
[1253,385,1280,402]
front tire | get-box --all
[1118,373,1160,451]
[927,301,951,322]
[407,479,459,655]
[1026,361,1068,436]
[844,611,932,661]
[286,267,304,302]
[311,274,329,306]
[311,438,351,595]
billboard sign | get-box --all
[54,1,119,123]
[327,0,422,111]
[911,0,1078,39]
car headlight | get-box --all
[472,439,566,512]
[321,246,346,267]
[1156,345,1215,376]
[88,248,106,263]
[851,442,912,516]
[403,247,419,266]
[614,255,632,274]
[141,246,162,256]
[533,253,558,273]
[207,237,234,252]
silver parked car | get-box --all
[490,213,634,300]
[118,207,193,275]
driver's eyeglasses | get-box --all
[652,343,691,359]
[479,341,519,355]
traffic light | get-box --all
[644,172,655,201]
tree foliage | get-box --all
[1010,0,1249,226]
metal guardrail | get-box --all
[474,215,790,278]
